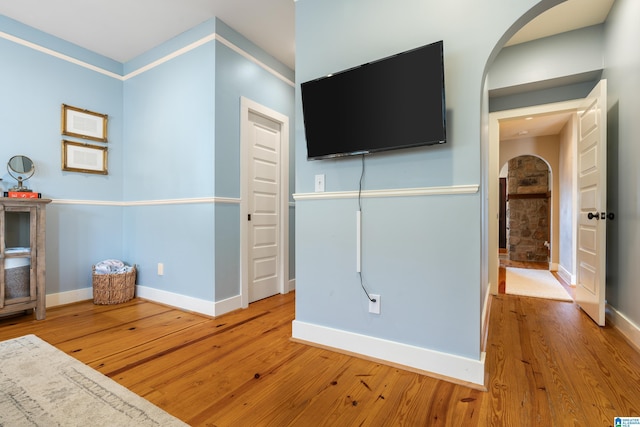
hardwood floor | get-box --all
[1,292,639,426]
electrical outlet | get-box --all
[315,174,325,192]
[369,294,381,314]
[157,263,164,276]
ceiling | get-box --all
[0,0,614,140]
[499,0,614,140]
[506,0,614,47]
[0,0,296,69]
[499,111,575,141]
[0,0,613,74]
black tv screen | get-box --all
[301,40,446,160]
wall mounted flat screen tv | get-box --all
[301,40,446,160]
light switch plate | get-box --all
[315,174,325,192]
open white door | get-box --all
[576,80,607,326]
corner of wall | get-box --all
[292,320,487,389]
[606,304,640,353]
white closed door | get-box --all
[248,111,281,303]
[576,80,607,326]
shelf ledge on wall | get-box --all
[293,184,479,201]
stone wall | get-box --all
[507,155,550,262]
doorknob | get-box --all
[607,212,615,220]
[587,212,599,220]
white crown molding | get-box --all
[0,31,122,80]
[214,34,294,87]
[293,184,479,201]
[0,30,293,87]
[122,33,217,80]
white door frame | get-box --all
[488,98,583,295]
[240,96,290,308]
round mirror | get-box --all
[7,155,35,192]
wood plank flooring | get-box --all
[1,292,639,426]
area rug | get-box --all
[506,267,573,301]
[0,334,187,427]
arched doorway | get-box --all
[483,1,612,299]
[498,155,574,302]
[503,155,550,263]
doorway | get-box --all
[490,81,609,318]
[240,97,290,307]
[488,99,584,297]
[503,155,551,263]
[498,153,571,300]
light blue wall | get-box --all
[214,19,294,91]
[488,25,604,92]
[123,203,216,300]
[214,21,295,198]
[0,22,123,201]
[123,44,216,201]
[0,15,122,75]
[296,195,480,355]
[48,205,124,293]
[0,15,294,304]
[294,0,562,361]
[121,22,218,300]
[123,18,295,302]
[0,16,124,294]
[489,80,599,112]
[488,25,604,111]
[213,20,296,299]
[602,0,640,328]
[214,203,240,300]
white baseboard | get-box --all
[557,264,576,286]
[549,262,558,271]
[606,304,640,352]
[44,285,280,317]
[134,286,214,316]
[46,287,93,307]
[288,278,296,291]
[292,320,486,388]
[136,286,243,317]
[45,285,240,317]
[213,294,243,316]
